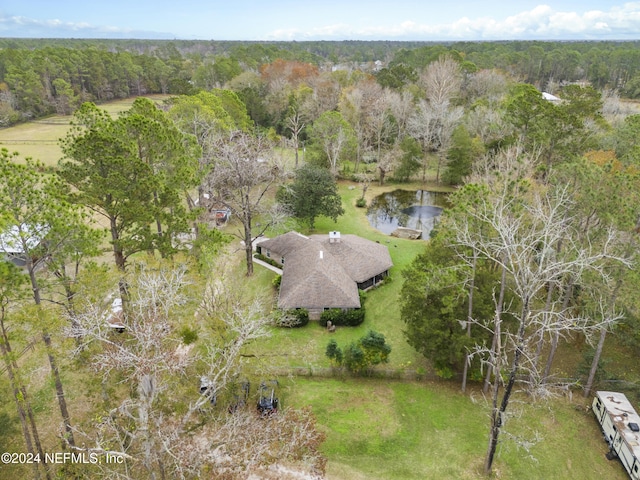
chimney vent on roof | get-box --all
[329,231,341,244]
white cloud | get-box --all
[0,14,172,38]
[264,2,640,40]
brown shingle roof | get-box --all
[263,231,393,310]
[308,234,393,283]
[257,231,310,259]
[278,246,360,309]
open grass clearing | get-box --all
[0,94,171,166]
[284,377,627,480]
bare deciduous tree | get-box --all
[286,107,305,168]
[66,265,325,479]
[449,149,629,474]
[205,131,287,276]
[376,145,401,186]
[407,99,439,183]
[387,89,414,141]
[419,55,462,109]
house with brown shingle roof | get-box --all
[256,231,392,318]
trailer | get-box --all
[592,391,640,479]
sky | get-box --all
[1,1,640,41]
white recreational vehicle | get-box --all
[592,391,640,479]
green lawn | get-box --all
[284,377,627,480]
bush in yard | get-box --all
[325,339,343,366]
[326,330,391,375]
[275,308,309,328]
[179,325,199,345]
[319,292,366,327]
[254,252,281,268]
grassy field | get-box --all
[282,377,627,480]
[0,95,170,165]
[0,99,635,479]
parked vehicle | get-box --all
[256,380,279,416]
[592,390,640,479]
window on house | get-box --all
[266,249,271,258]
[281,257,285,264]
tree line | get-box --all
[3,39,640,126]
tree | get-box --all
[442,125,484,185]
[66,264,325,479]
[447,151,628,474]
[419,55,462,108]
[395,136,422,182]
[0,150,92,449]
[277,164,344,230]
[327,330,391,375]
[407,99,440,183]
[283,86,312,168]
[375,64,417,90]
[400,232,498,379]
[206,131,285,276]
[60,101,200,275]
[376,145,401,186]
[0,261,48,480]
[325,339,343,366]
[118,98,201,252]
[168,89,252,231]
[51,78,79,115]
[549,155,639,396]
[367,89,397,164]
[431,102,464,184]
[504,83,603,175]
[307,110,356,175]
[192,56,242,90]
[339,78,389,173]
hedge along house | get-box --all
[256,231,393,319]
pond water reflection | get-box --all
[366,189,448,237]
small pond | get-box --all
[366,189,448,238]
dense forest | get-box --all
[2,39,640,125]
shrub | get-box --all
[319,308,365,327]
[272,274,282,289]
[254,252,281,268]
[275,308,309,328]
[179,326,198,345]
[325,339,343,366]
[355,197,367,208]
[326,330,392,375]
[343,342,366,373]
